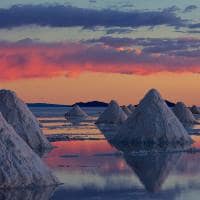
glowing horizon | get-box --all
[0,1,199,105]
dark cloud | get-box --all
[189,23,200,29]
[106,28,134,34]
[184,5,198,13]
[86,36,200,58]
[0,4,185,29]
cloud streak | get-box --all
[0,39,199,81]
[0,4,185,29]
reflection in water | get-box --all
[124,152,182,192]
[0,186,56,200]
[24,107,200,199]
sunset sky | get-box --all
[0,0,199,105]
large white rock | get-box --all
[64,105,88,119]
[128,104,135,112]
[173,102,199,124]
[0,113,59,189]
[190,105,200,114]
[114,89,192,144]
[121,105,132,116]
[96,100,128,124]
[0,90,52,151]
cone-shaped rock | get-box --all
[65,105,88,119]
[128,104,135,112]
[173,102,199,124]
[115,89,192,144]
[0,113,59,189]
[96,100,128,124]
[190,105,200,114]
[0,90,52,151]
[121,105,132,116]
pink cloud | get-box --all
[0,40,199,81]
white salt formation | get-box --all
[0,90,52,151]
[0,113,58,189]
[96,100,128,124]
[65,105,88,119]
[128,104,135,112]
[190,105,200,114]
[173,102,199,124]
[114,89,192,144]
[121,105,132,116]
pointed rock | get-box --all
[0,113,59,189]
[96,100,128,124]
[128,104,135,112]
[65,105,88,119]
[114,89,192,145]
[121,105,132,116]
[0,90,52,151]
[190,105,200,114]
[173,102,199,124]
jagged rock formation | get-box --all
[190,105,200,114]
[114,89,192,145]
[0,90,52,151]
[0,113,59,189]
[128,104,135,112]
[65,105,88,119]
[173,102,199,124]
[124,152,182,192]
[96,100,128,124]
[121,105,132,116]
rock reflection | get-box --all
[124,152,182,192]
[0,186,56,200]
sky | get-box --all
[0,0,199,105]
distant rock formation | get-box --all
[127,104,135,112]
[173,102,199,124]
[0,90,52,152]
[96,100,128,124]
[0,113,59,189]
[64,105,88,119]
[73,101,108,107]
[190,105,200,114]
[121,105,132,116]
[114,89,192,145]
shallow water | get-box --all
[3,107,200,200]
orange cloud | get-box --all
[0,40,199,81]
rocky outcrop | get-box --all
[0,113,59,189]
[0,90,52,152]
[114,89,192,145]
[96,100,128,124]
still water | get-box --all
[2,107,200,200]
